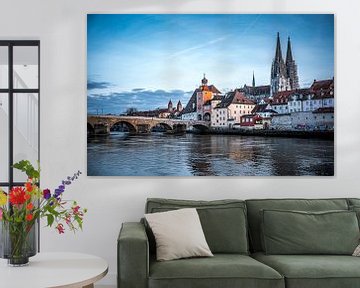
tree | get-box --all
[125,107,138,116]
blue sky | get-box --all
[87,14,334,114]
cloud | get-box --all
[87,80,113,90]
[166,35,230,59]
[87,88,192,115]
[131,88,146,92]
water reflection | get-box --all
[87,132,334,176]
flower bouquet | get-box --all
[0,160,87,266]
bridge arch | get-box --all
[190,123,210,132]
[110,121,137,133]
[150,122,173,132]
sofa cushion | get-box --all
[252,252,360,288]
[246,198,349,252]
[146,198,249,254]
[347,198,360,207]
[348,205,360,228]
[145,208,213,261]
[261,209,359,255]
[149,254,284,288]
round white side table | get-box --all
[0,252,108,288]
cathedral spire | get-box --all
[285,36,300,90]
[271,32,290,96]
[252,71,255,87]
[275,32,283,61]
[286,36,293,63]
[168,99,173,111]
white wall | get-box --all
[1,0,360,286]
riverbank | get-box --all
[191,128,334,140]
[88,128,334,140]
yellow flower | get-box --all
[0,190,7,206]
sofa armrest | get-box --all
[118,222,149,288]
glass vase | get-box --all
[0,220,37,266]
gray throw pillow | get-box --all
[261,209,360,255]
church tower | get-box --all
[271,33,291,96]
[168,99,173,112]
[177,100,183,112]
[252,71,256,87]
[286,36,299,90]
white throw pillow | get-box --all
[145,208,213,261]
[353,244,360,256]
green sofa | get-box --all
[118,198,360,288]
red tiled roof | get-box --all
[216,90,255,108]
[233,91,255,105]
[240,114,262,126]
[311,79,334,99]
[311,79,334,91]
[272,88,312,104]
[272,90,294,103]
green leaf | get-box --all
[12,160,40,180]
[47,214,54,227]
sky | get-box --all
[87,14,334,115]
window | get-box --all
[0,40,40,192]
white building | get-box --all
[252,103,277,118]
[212,90,255,128]
[271,79,334,114]
[271,109,334,131]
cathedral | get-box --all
[242,33,300,102]
[271,32,299,95]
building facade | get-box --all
[271,109,334,131]
[212,90,255,128]
[181,75,222,121]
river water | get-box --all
[87,132,334,176]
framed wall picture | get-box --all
[87,14,334,176]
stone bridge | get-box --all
[87,115,210,135]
